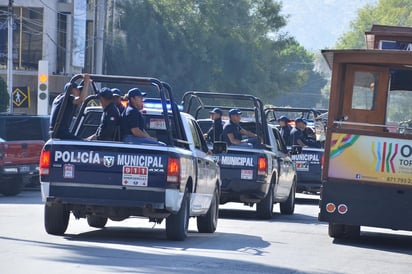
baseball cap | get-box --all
[278,116,289,122]
[228,108,242,116]
[111,88,122,97]
[295,117,307,124]
[209,108,223,115]
[97,87,113,99]
[64,82,83,92]
[127,87,146,98]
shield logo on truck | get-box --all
[103,156,115,168]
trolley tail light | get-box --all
[40,149,51,176]
[167,157,180,184]
[258,156,267,176]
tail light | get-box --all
[257,156,267,176]
[167,157,180,184]
[321,154,324,168]
[40,149,51,176]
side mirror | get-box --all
[213,141,227,154]
[290,145,302,155]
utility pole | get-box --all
[7,0,14,113]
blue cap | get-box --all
[111,88,122,97]
[209,108,223,115]
[228,108,242,116]
[97,87,113,99]
[64,82,83,92]
[278,116,289,122]
[295,117,307,125]
[127,87,146,98]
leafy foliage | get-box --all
[105,0,325,105]
[336,0,412,49]
[0,77,9,112]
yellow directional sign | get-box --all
[13,87,30,108]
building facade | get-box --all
[0,0,105,114]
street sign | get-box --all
[12,87,30,108]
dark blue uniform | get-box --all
[206,118,223,142]
[50,94,79,140]
[96,102,121,141]
[280,124,293,146]
[120,105,145,139]
[222,121,243,145]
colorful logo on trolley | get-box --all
[330,134,359,158]
[372,141,398,173]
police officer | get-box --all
[120,88,158,144]
[50,74,91,139]
[222,108,258,146]
[290,117,320,147]
[87,87,121,141]
[111,88,125,114]
[278,116,292,146]
[204,107,223,142]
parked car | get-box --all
[0,114,49,195]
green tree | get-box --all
[0,77,10,112]
[105,0,323,104]
[336,0,412,49]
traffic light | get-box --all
[37,60,49,115]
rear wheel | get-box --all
[197,187,219,233]
[280,180,296,215]
[87,215,108,228]
[0,177,24,196]
[166,190,190,241]
[256,184,274,219]
[44,203,70,235]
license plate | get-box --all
[241,169,253,180]
[122,166,149,186]
[19,166,30,173]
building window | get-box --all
[0,7,43,70]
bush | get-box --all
[0,77,10,112]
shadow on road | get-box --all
[0,234,328,274]
[332,231,412,255]
[0,189,42,204]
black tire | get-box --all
[166,190,190,241]
[87,215,108,228]
[329,223,345,238]
[256,184,274,219]
[44,203,70,236]
[197,187,219,233]
[280,180,296,215]
[328,223,361,239]
[345,225,361,238]
[0,177,24,196]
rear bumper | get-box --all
[319,181,412,231]
[0,164,39,176]
[220,178,269,204]
[41,182,183,213]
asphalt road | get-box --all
[0,190,411,274]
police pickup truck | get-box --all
[182,92,296,219]
[40,75,221,241]
[265,107,327,194]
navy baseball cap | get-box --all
[127,87,146,98]
[97,87,113,99]
[111,88,122,97]
[228,108,242,116]
[209,108,223,115]
[278,116,289,122]
[295,117,307,124]
[64,82,83,92]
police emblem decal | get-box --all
[103,156,115,167]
